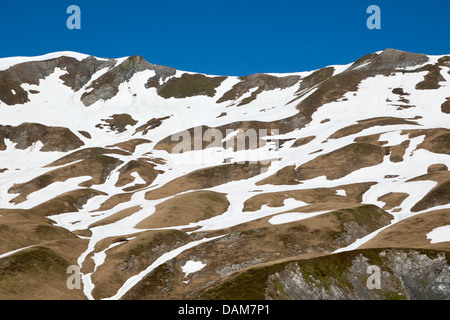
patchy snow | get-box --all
[81,240,128,299]
[92,241,125,272]
[1,51,450,299]
[427,225,450,244]
[181,260,207,277]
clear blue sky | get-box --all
[1,0,449,76]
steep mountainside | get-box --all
[0,49,449,300]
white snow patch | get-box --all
[181,260,207,277]
[0,245,36,259]
[0,51,116,71]
[426,225,450,244]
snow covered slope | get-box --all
[0,49,449,300]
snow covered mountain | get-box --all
[0,49,449,300]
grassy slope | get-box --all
[0,246,86,300]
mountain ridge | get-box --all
[0,48,449,300]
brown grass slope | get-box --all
[0,246,86,300]
[115,159,163,191]
[294,143,385,181]
[45,147,130,167]
[243,182,376,212]
[8,155,123,204]
[361,208,450,251]
[0,123,84,152]
[90,229,191,300]
[145,162,267,200]
[0,188,103,254]
[137,191,229,229]
[119,204,393,299]
[154,115,306,153]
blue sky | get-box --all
[1,0,449,76]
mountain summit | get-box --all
[0,49,449,300]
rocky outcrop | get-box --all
[198,249,450,300]
[0,55,116,105]
[269,249,450,300]
[81,55,176,106]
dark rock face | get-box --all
[0,56,116,105]
[354,49,429,72]
[81,55,177,106]
[61,56,117,91]
[269,249,450,300]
